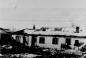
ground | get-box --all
[0,45,82,58]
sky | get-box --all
[1,0,86,30]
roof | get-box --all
[0,28,12,34]
[24,29,86,37]
[12,29,27,35]
[12,28,86,38]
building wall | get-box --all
[36,36,65,49]
[12,35,32,47]
[20,35,23,43]
[71,38,86,48]
[12,34,66,49]
[36,36,86,49]
[12,35,24,43]
[12,34,86,50]
[26,36,32,47]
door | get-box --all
[66,38,71,45]
[23,36,28,45]
[31,35,37,47]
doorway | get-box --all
[31,35,37,47]
[66,38,71,45]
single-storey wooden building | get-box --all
[12,28,86,50]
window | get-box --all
[66,38,71,45]
[74,40,80,46]
[52,37,58,44]
[39,37,45,44]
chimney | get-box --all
[33,24,36,30]
[76,26,79,33]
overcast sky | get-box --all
[1,0,86,29]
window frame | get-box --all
[39,36,45,44]
[52,37,58,44]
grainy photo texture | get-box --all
[1,0,86,58]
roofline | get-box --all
[11,29,86,38]
[23,34,86,38]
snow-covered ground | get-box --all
[11,53,41,58]
[0,53,41,58]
